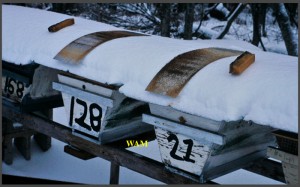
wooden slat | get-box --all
[54,31,147,64]
[146,47,242,98]
[64,145,96,160]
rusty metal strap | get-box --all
[146,47,242,98]
[54,31,147,64]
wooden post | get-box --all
[2,118,14,165]
[110,162,120,184]
[33,109,52,151]
[14,135,31,160]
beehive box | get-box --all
[2,61,63,111]
[52,73,153,144]
[142,103,276,183]
[267,147,298,184]
[267,130,298,184]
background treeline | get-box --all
[10,3,298,56]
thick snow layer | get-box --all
[2,5,298,132]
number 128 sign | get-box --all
[69,96,106,138]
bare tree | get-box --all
[272,3,298,56]
[251,4,266,51]
[157,4,171,37]
[184,3,195,40]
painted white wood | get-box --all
[58,74,113,97]
[155,127,212,176]
[53,74,152,144]
[282,162,298,184]
[267,147,298,184]
[142,114,224,145]
[30,65,61,98]
[267,147,298,165]
[53,82,113,108]
[2,75,31,103]
[149,103,222,132]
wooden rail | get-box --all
[2,103,285,184]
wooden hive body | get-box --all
[53,73,153,144]
[143,103,276,182]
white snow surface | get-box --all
[2,5,298,132]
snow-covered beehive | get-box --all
[2,61,63,111]
[143,104,276,182]
[53,72,153,144]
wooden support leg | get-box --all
[33,109,52,151]
[34,133,51,151]
[110,162,120,184]
[14,135,31,160]
[3,137,13,165]
[2,118,14,165]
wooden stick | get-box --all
[48,18,74,33]
[230,51,255,75]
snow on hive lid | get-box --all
[2,5,298,133]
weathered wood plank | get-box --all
[64,145,96,160]
[146,48,242,97]
[282,162,298,184]
[2,104,204,184]
[54,31,147,64]
[267,147,298,165]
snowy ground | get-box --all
[2,107,284,185]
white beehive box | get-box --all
[53,73,153,144]
[143,103,276,182]
[267,146,298,184]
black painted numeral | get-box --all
[4,77,25,99]
[167,134,184,160]
[183,139,195,163]
[74,98,91,131]
[167,133,195,163]
[70,96,102,133]
[16,81,25,98]
[89,103,102,132]
[7,78,16,94]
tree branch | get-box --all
[216,3,246,39]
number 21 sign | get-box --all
[155,127,211,176]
